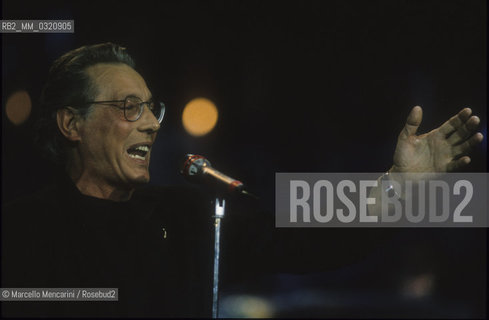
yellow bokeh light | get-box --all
[6,90,32,125]
[182,97,218,136]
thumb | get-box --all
[399,106,423,139]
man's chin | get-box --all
[124,169,151,186]
[130,174,150,185]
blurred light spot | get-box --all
[182,97,218,136]
[6,90,32,125]
[401,273,435,299]
[220,294,275,318]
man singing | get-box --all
[1,43,483,317]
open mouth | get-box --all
[127,144,150,161]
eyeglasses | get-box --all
[84,96,166,123]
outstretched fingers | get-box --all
[438,108,472,136]
[447,115,480,145]
[451,132,484,158]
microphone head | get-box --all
[180,154,211,180]
[179,153,258,199]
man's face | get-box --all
[76,63,159,189]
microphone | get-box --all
[181,154,257,198]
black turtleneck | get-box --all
[2,172,395,317]
[1,173,214,317]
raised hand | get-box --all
[391,106,483,173]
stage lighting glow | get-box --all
[6,90,32,125]
[182,97,218,136]
[220,294,275,318]
[401,273,434,299]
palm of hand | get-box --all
[391,106,482,174]
[394,129,453,172]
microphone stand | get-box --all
[180,154,259,317]
[212,197,225,318]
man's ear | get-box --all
[57,107,83,142]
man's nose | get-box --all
[138,105,161,133]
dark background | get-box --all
[1,0,487,317]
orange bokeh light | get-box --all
[6,90,32,125]
[182,97,218,136]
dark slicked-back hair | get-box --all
[35,42,136,164]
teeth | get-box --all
[135,145,149,152]
[129,154,146,160]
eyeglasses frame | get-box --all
[83,96,165,123]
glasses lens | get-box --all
[124,97,165,123]
[151,101,165,123]
[124,97,142,121]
